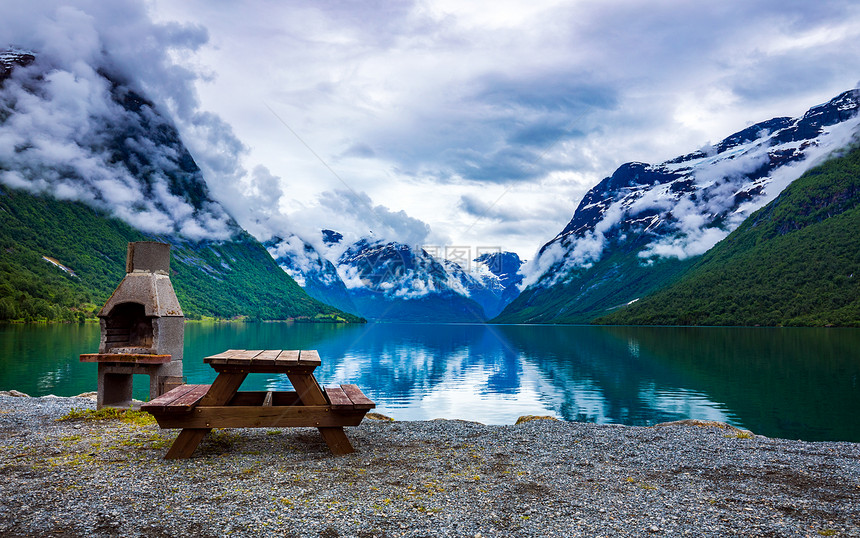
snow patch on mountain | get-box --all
[523,89,860,288]
[267,231,524,320]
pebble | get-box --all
[0,395,859,537]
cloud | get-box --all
[315,189,432,247]
[267,234,345,287]
[519,240,564,288]
[276,189,433,261]
[0,1,241,240]
[5,0,860,264]
[0,0,424,248]
[641,112,860,260]
[341,143,376,159]
[458,193,528,222]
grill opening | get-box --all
[104,302,154,354]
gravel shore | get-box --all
[1,393,858,537]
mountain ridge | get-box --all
[495,88,860,325]
[267,233,523,322]
[595,140,860,326]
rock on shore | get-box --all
[1,394,858,537]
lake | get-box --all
[1,322,858,442]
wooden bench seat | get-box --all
[141,384,210,413]
[143,383,376,414]
[324,384,375,410]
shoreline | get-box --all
[1,394,859,537]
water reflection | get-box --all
[0,323,99,396]
[217,323,560,424]
[493,325,741,426]
[1,322,858,441]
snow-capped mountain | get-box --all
[475,251,524,310]
[264,234,359,316]
[267,232,524,321]
[0,47,358,322]
[496,89,860,324]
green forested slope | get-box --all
[0,186,362,322]
[491,248,695,324]
[596,143,860,327]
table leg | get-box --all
[317,428,355,455]
[165,429,209,459]
[164,372,247,459]
[288,372,355,455]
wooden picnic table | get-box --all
[141,349,375,459]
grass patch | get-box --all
[626,477,658,490]
[58,407,156,426]
[113,432,171,450]
[45,452,96,468]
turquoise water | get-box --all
[1,322,858,442]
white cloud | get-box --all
[0,1,242,240]
[3,0,860,261]
[146,0,860,259]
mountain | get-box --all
[0,48,360,323]
[0,48,35,79]
[472,251,524,317]
[494,89,860,324]
[267,232,524,321]
[595,140,860,326]
[264,234,359,317]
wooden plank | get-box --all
[253,350,281,366]
[160,371,247,459]
[205,348,242,358]
[226,391,302,406]
[287,370,355,454]
[207,363,316,375]
[80,354,171,364]
[162,384,210,412]
[262,391,273,407]
[228,391,267,406]
[298,349,321,366]
[142,384,197,411]
[216,350,263,366]
[324,386,353,409]
[319,428,355,455]
[154,406,368,429]
[340,384,376,410]
[204,349,243,365]
[271,391,302,406]
[275,350,300,368]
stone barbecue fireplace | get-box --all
[102,302,155,354]
[81,242,185,409]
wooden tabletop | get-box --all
[203,349,321,372]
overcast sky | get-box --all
[6,1,860,261]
